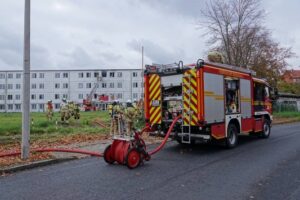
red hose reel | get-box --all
[103,131,151,169]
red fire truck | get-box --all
[144,59,274,148]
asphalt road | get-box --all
[1,122,300,200]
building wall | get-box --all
[0,69,143,112]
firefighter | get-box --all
[107,103,113,117]
[60,98,70,123]
[207,51,224,63]
[68,101,75,117]
[46,100,54,121]
[111,100,123,135]
[124,100,136,137]
[74,103,80,120]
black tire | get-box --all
[260,119,271,138]
[225,123,238,148]
[103,145,114,164]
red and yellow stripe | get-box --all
[183,69,198,125]
[149,74,162,125]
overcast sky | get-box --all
[0,0,299,70]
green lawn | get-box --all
[0,111,111,143]
[273,111,300,119]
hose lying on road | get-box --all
[0,148,103,158]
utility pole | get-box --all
[22,0,31,160]
[141,46,144,100]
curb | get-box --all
[273,119,300,125]
[0,157,77,174]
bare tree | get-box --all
[200,0,294,86]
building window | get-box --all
[109,82,114,88]
[39,73,44,78]
[102,83,107,88]
[39,83,44,89]
[8,73,13,79]
[78,83,83,88]
[55,94,60,99]
[117,72,122,77]
[94,94,97,99]
[32,73,37,78]
[55,83,60,89]
[55,73,60,78]
[109,72,115,77]
[133,82,138,88]
[8,104,13,110]
[15,95,21,100]
[133,72,138,77]
[0,95,4,100]
[0,84,5,89]
[31,104,37,110]
[39,94,44,100]
[79,72,84,78]
[117,93,122,99]
[7,95,13,100]
[63,94,68,99]
[16,84,21,89]
[0,74,5,79]
[16,73,21,79]
[63,73,68,78]
[0,104,5,110]
[15,104,21,110]
[117,82,122,88]
[7,84,13,90]
[102,71,107,77]
[63,83,68,89]
[31,94,36,100]
[133,93,138,99]
[39,104,44,110]
[86,72,91,78]
[31,84,36,89]
[78,94,83,99]
[94,72,99,78]
[55,104,60,109]
[86,83,92,88]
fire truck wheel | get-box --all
[260,120,271,138]
[104,145,115,164]
[126,148,141,169]
[225,124,238,148]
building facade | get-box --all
[0,69,143,112]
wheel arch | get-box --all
[228,118,241,134]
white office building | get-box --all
[0,69,143,112]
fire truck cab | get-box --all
[144,59,273,148]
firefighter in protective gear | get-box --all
[60,98,70,123]
[132,99,141,118]
[108,103,113,117]
[68,101,75,117]
[207,51,224,63]
[124,100,136,137]
[73,103,80,120]
[111,100,123,135]
[46,100,54,121]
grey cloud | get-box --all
[128,39,185,64]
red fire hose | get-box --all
[0,148,102,158]
[0,116,181,159]
[148,115,181,156]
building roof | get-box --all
[285,70,300,78]
[0,68,142,72]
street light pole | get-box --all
[22,0,31,160]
